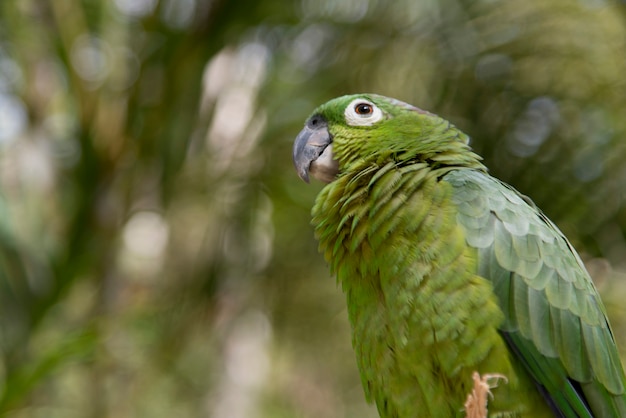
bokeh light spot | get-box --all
[123,211,170,259]
[0,93,27,145]
[113,0,157,18]
[70,35,111,85]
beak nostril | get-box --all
[308,114,326,129]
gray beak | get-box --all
[293,115,338,183]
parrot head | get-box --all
[293,94,476,183]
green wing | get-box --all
[445,168,626,417]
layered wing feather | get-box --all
[445,169,626,417]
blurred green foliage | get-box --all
[1,0,626,417]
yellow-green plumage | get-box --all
[293,94,626,417]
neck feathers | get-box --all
[333,117,487,177]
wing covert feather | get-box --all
[445,169,626,414]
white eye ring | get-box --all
[344,99,384,126]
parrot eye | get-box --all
[354,103,373,115]
[344,98,384,127]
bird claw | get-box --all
[463,371,508,418]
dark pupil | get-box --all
[355,103,372,115]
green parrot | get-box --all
[292,94,626,417]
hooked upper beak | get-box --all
[292,115,339,183]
